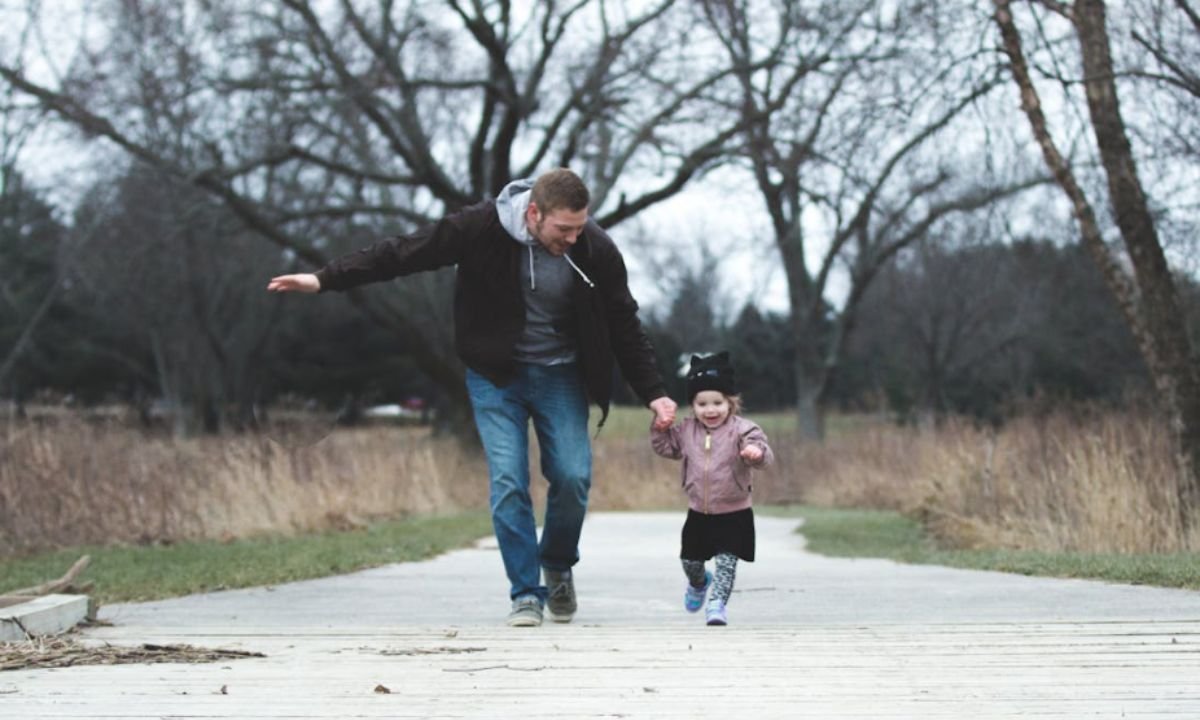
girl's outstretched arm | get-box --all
[649,417,683,460]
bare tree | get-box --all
[0,0,746,432]
[1130,0,1200,160]
[847,233,1150,420]
[0,171,63,402]
[0,6,57,398]
[993,0,1200,526]
[858,234,1039,421]
[697,0,1045,438]
[65,166,286,435]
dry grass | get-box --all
[785,411,1200,554]
[3,406,1196,555]
[0,416,488,554]
[0,410,684,555]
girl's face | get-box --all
[691,390,731,429]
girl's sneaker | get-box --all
[705,601,728,626]
[684,571,712,613]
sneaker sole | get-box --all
[706,619,727,626]
[507,615,543,627]
[546,610,575,623]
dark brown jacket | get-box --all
[314,199,666,422]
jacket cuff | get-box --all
[313,268,332,293]
[641,385,669,407]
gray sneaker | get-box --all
[507,595,543,627]
[544,568,577,623]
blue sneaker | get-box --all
[705,601,727,626]
[684,571,712,613]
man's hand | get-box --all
[267,273,321,293]
[740,445,764,463]
[649,396,677,431]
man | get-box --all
[268,169,677,627]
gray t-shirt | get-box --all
[514,244,578,365]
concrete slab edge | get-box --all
[0,594,90,642]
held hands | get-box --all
[649,396,677,431]
[267,273,321,293]
[740,445,764,463]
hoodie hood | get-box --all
[495,178,537,247]
[494,177,595,290]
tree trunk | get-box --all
[1074,0,1200,527]
[0,280,59,390]
[792,319,828,440]
[794,378,825,441]
[994,0,1200,528]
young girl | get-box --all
[650,351,774,626]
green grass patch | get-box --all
[0,512,493,604]
[762,505,1200,590]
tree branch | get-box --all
[991,0,1152,375]
[279,0,468,207]
[277,204,433,226]
[1130,31,1200,100]
[0,63,465,401]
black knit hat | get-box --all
[686,351,737,402]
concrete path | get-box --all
[3,512,1200,717]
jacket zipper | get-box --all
[703,431,712,513]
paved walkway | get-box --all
[3,512,1200,717]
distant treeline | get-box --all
[643,240,1199,423]
[3,168,1196,432]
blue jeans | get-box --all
[466,363,592,602]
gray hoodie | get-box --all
[494,178,594,366]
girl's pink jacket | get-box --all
[650,415,774,515]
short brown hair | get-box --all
[531,168,589,215]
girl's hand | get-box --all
[740,445,763,463]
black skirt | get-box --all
[680,507,755,562]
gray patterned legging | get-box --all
[682,553,738,607]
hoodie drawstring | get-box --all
[528,245,596,290]
[528,246,536,291]
[564,253,595,288]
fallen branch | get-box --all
[1,637,266,671]
[4,556,91,598]
[378,646,487,656]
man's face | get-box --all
[691,390,731,429]
[527,203,588,256]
